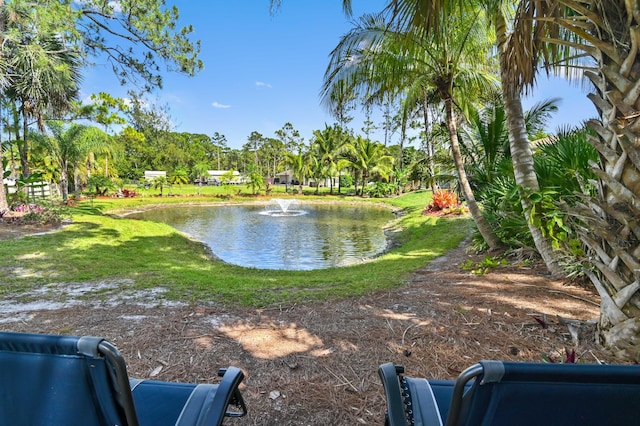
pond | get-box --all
[128,201,395,270]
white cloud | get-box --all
[256,81,273,89]
[109,1,122,13]
[73,0,122,13]
[212,102,231,109]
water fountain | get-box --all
[262,198,306,217]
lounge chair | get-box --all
[0,331,247,425]
[379,360,640,426]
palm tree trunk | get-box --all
[361,171,368,197]
[354,174,358,196]
[422,96,437,193]
[18,105,30,178]
[0,146,7,210]
[74,165,81,195]
[0,0,7,210]
[560,0,640,359]
[443,96,502,250]
[495,12,564,277]
[60,161,69,202]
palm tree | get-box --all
[0,1,80,211]
[0,143,7,210]
[323,11,503,249]
[536,1,640,358]
[461,95,560,191]
[192,162,209,194]
[152,175,168,196]
[311,124,349,194]
[31,122,108,202]
[383,0,640,356]
[274,0,575,256]
[0,1,9,210]
[344,136,394,196]
[170,168,189,194]
[379,0,567,269]
[492,3,569,275]
[6,23,81,179]
[280,150,310,195]
[247,168,265,195]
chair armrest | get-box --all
[378,363,409,426]
[209,367,247,422]
[175,366,247,426]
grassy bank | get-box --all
[0,191,472,307]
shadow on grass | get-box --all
[0,211,472,306]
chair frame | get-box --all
[379,360,640,426]
[0,331,246,426]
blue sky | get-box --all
[80,2,598,149]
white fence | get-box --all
[7,182,58,200]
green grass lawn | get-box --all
[0,190,472,307]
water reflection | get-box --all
[128,204,393,270]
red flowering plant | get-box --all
[423,190,467,215]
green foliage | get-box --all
[471,127,597,255]
[461,256,507,276]
[31,122,110,201]
[220,171,236,185]
[151,176,169,195]
[311,124,350,194]
[6,172,46,208]
[7,190,29,209]
[192,162,209,183]
[86,175,115,196]
[364,182,394,198]
[339,174,353,188]
[87,92,129,129]
[461,96,511,188]
[280,150,309,192]
[170,168,189,186]
[344,136,395,195]
[525,188,571,249]
[247,170,266,195]
[1,1,202,192]
[473,176,529,251]
[66,0,202,88]
[391,168,410,195]
[534,128,598,196]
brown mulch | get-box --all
[0,223,617,425]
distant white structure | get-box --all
[144,171,166,181]
[205,170,246,185]
[275,170,295,185]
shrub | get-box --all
[3,201,69,225]
[86,175,115,196]
[364,182,394,198]
[339,175,353,188]
[428,189,458,211]
[7,189,29,209]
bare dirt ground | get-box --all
[0,222,618,425]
